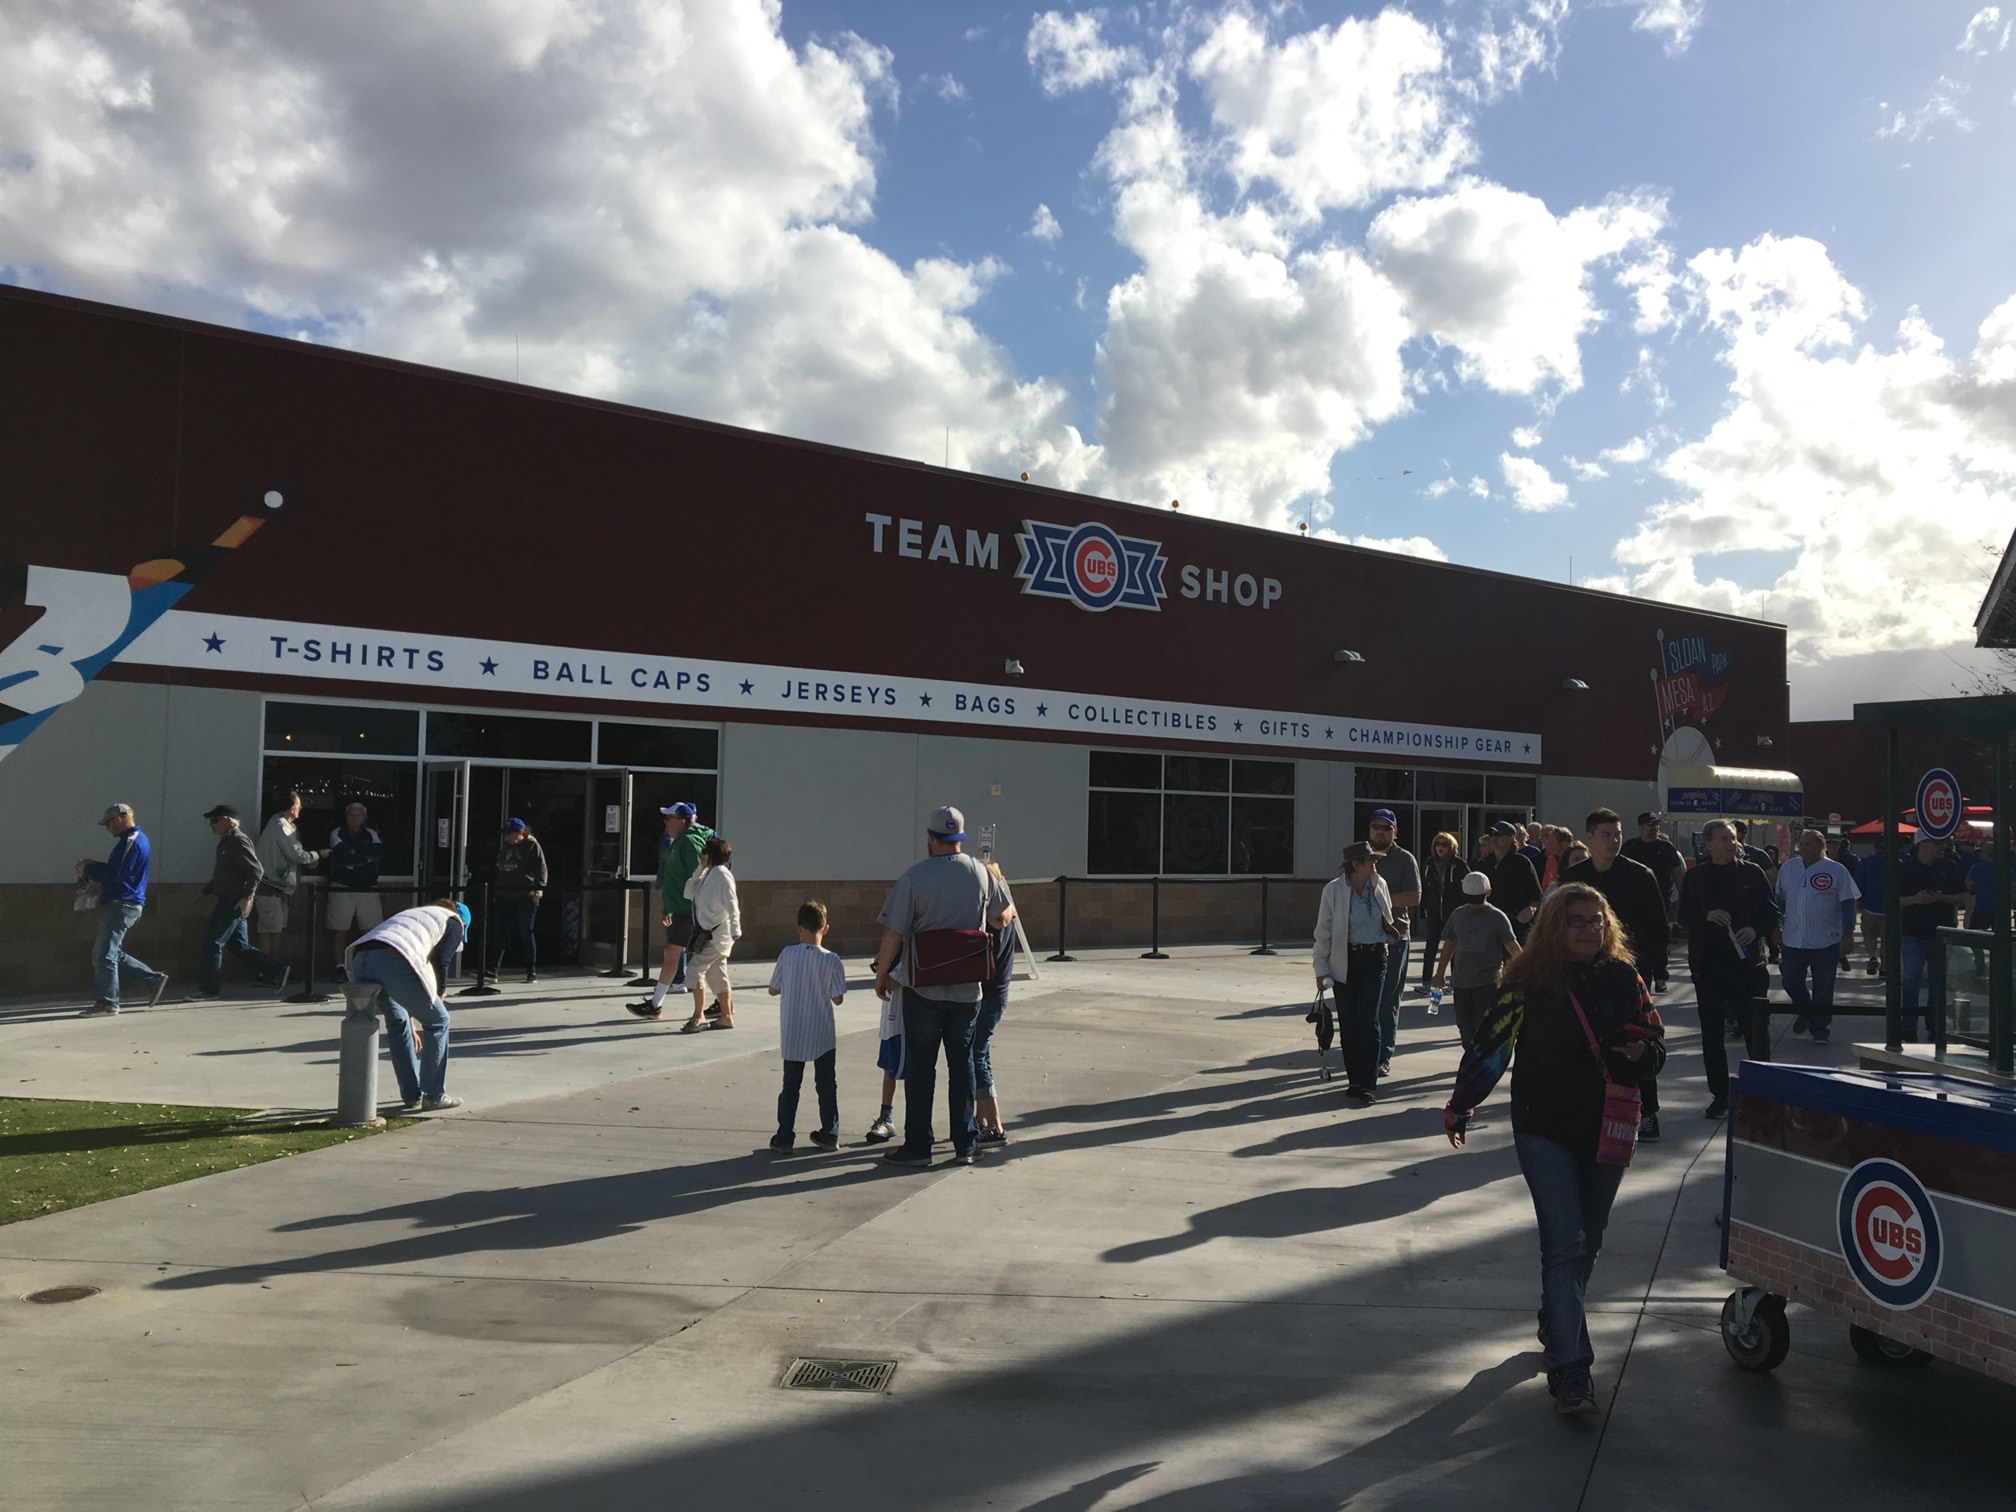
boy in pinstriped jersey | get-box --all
[767,900,849,1153]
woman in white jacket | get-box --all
[1312,841,1399,1102]
[681,837,742,1032]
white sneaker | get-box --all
[864,1116,896,1143]
[420,1094,463,1111]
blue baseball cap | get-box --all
[1369,809,1398,826]
[660,802,698,819]
[454,902,472,931]
[500,817,528,833]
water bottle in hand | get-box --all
[1428,988,1442,1017]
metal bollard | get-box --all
[1046,876,1076,963]
[288,881,330,1004]
[1250,875,1278,956]
[336,982,386,1128]
[600,880,634,977]
[459,881,502,997]
[1141,877,1169,960]
[628,882,658,987]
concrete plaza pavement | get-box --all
[1,947,2008,1511]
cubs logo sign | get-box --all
[1915,768,1961,842]
[1837,1159,1943,1310]
[1014,519,1167,613]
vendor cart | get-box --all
[1719,1060,2016,1382]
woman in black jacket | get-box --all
[1416,831,1471,991]
[1443,884,1666,1417]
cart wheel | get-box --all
[1721,1290,1791,1372]
[1848,1325,1933,1369]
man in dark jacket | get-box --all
[1480,822,1542,941]
[1895,836,1967,1042]
[326,800,387,973]
[1563,807,1671,1140]
[489,818,549,983]
[189,803,289,999]
[1678,819,1780,1119]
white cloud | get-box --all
[1467,475,1492,498]
[1631,1,1705,56]
[1026,10,1139,94]
[1368,180,1671,396]
[1599,435,1653,465]
[1957,7,2010,54]
[0,2,1101,485]
[1565,455,1609,480]
[1345,534,1450,561]
[1620,345,1671,410]
[1028,203,1062,243]
[1456,0,1570,104]
[963,25,990,44]
[1510,424,1543,448]
[929,71,969,103]
[1499,452,1574,511]
[1424,476,1457,497]
[1186,7,1474,218]
[1592,236,2016,660]
[1878,76,1976,140]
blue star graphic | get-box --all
[201,632,225,654]
[1035,703,1048,717]
[739,679,754,695]
[1523,743,1532,755]
[1233,719,1243,732]
[919,693,932,708]
[1324,727,1334,740]
[479,657,498,676]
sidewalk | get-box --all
[2,948,2008,1511]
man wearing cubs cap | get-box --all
[871,805,1015,1169]
[632,802,714,1019]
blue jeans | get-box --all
[350,947,450,1102]
[1898,934,1932,1037]
[1378,936,1410,1057]
[1337,945,1387,1090]
[900,988,980,1157]
[92,903,163,1008]
[197,897,285,994]
[1780,945,1839,1031]
[1515,1131,1625,1386]
[972,979,1008,1097]
[778,1049,839,1140]
[490,895,538,975]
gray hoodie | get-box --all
[256,813,319,897]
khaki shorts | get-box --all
[691,934,734,997]
[326,891,385,931]
[253,892,290,934]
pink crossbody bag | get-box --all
[1568,992,1642,1168]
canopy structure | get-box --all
[1661,763,1804,818]
[1853,696,2016,1072]
[1977,523,2016,648]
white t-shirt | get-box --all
[769,943,847,1061]
[1777,857,1861,950]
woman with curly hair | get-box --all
[1442,884,1665,1417]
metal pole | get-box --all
[1046,876,1076,963]
[1884,727,1901,1050]
[628,880,658,987]
[1141,877,1169,960]
[1250,875,1277,956]
[1990,754,2011,1071]
[287,880,329,1004]
[600,877,632,977]
[1933,931,1949,1059]
[459,880,502,997]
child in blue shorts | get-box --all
[865,944,904,1143]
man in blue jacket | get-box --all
[75,803,168,1015]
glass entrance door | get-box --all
[587,768,634,881]
[421,759,471,900]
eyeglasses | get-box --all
[1566,915,1609,932]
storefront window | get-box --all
[260,756,419,877]
[1089,750,1298,874]
[425,712,592,763]
[597,722,719,771]
[264,701,419,756]
[1089,790,1162,874]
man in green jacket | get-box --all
[630,802,715,1019]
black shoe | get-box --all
[1811,1028,1832,1045]
[769,1134,795,1153]
[1726,1023,1746,1040]
[1791,1016,1808,1035]
[952,1146,986,1167]
[523,972,538,984]
[626,1002,663,1019]
[1346,1085,1378,1104]
[1705,1097,1728,1120]
[809,1131,840,1150]
[1638,1114,1662,1142]
[1552,1376,1599,1417]
[883,1147,932,1168]
[1652,978,1669,994]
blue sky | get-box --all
[3,1,2014,712]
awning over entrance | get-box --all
[1663,764,1804,819]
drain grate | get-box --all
[780,1357,897,1393]
[26,1285,100,1305]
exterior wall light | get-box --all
[1561,678,1590,691]
[1333,649,1365,664]
[1004,659,1025,676]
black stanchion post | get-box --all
[459,880,502,997]
[1046,876,1076,963]
[1251,875,1277,956]
[628,880,658,987]
[1141,877,1169,960]
[600,877,633,977]
[286,881,330,1004]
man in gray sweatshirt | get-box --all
[188,804,290,999]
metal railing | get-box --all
[1045,874,1334,963]
[1929,926,2016,1073]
